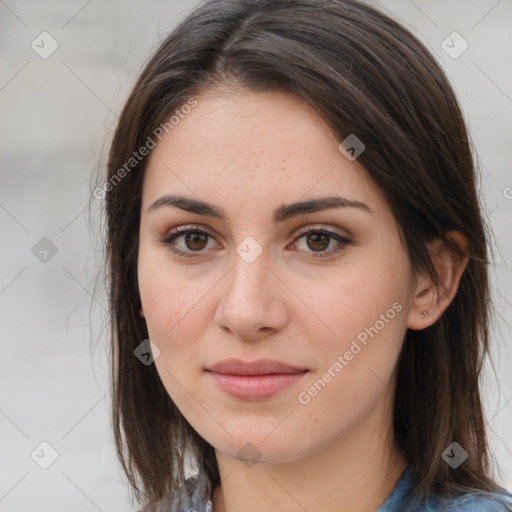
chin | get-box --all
[212,431,306,466]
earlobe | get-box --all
[406,230,469,331]
[139,306,145,318]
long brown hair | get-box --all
[100,0,505,508]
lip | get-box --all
[205,358,309,400]
[206,358,308,375]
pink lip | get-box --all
[206,358,308,375]
[205,358,309,400]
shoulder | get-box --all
[422,488,512,512]
[379,466,512,512]
[136,471,213,512]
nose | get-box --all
[214,248,289,342]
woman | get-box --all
[101,0,512,510]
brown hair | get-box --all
[99,0,505,508]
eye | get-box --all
[288,226,351,257]
[158,225,220,258]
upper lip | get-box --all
[206,358,308,375]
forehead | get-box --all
[142,89,382,211]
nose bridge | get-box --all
[214,243,287,338]
[226,245,270,311]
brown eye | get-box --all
[305,232,330,252]
[183,232,209,251]
[291,228,351,257]
[159,225,220,258]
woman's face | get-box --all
[138,89,415,465]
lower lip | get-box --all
[207,371,308,400]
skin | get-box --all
[137,88,469,512]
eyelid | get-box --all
[157,223,217,242]
[164,223,215,236]
[292,223,351,240]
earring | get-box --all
[421,310,428,319]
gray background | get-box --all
[0,0,511,511]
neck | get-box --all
[211,397,407,512]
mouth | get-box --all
[205,358,309,400]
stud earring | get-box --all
[421,310,428,319]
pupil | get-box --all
[308,233,329,251]
[185,233,207,251]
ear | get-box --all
[407,230,469,330]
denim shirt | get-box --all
[138,465,512,512]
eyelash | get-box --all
[157,224,352,259]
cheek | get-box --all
[137,245,217,361]
[138,245,186,342]
[312,262,407,345]
[140,277,203,346]
[138,257,207,400]
[299,246,409,408]
[338,239,409,327]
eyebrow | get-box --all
[147,194,374,224]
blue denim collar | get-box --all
[139,463,512,512]
[376,465,419,511]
